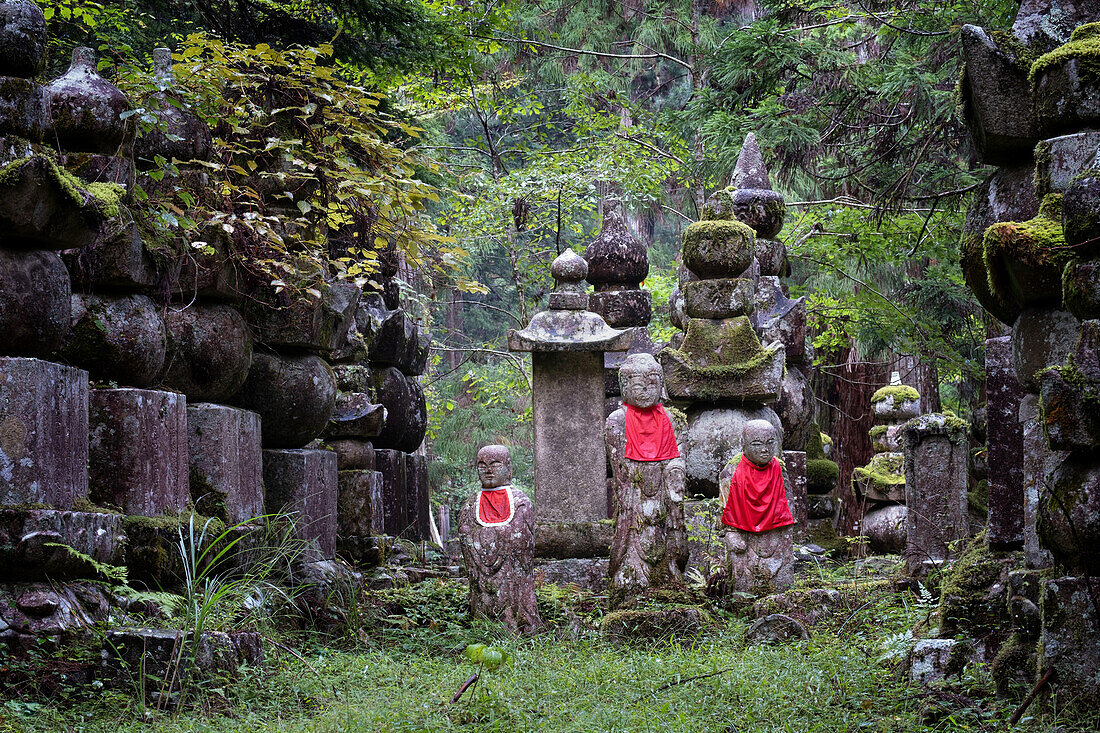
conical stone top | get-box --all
[45,46,134,155]
[134,46,213,167]
[584,202,649,288]
[730,132,772,190]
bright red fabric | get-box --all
[624,404,680,461]
[721,455,794,532]
[478,488,513,525]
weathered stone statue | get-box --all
[605,353,688,607]
[458,445,541,634]
[718,419,795,594]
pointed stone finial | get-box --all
[551,249,588,289]
[731,132,772,190]
[584,201,649,288]
[890,371,901,385]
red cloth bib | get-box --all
[477,488,513,526]
[721,455,794,532]
[624,404,680,461]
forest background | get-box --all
[40,0,1017,534]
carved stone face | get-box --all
[476,445,512,489]
[619,354,663,409]
[742,420,779,467]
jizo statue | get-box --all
[605,354,689,608]
[718,419,795,594]
[457,444,541,634]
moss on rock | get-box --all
[806,458,839,490]
[937,531,1015,637]
[870,385,920,407]
[1030,22,1100,86]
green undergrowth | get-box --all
[10,556,1099,732]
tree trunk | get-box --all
[830,344,885,536]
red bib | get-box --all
[624,404,680,461]
[477,487,514,526]
[721,455,794,532]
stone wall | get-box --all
[0,5,432,644]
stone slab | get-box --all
[1012,308,1079,391]
[328,439,375,471]
[535,520,613,559]
[0,156,112,250]
[245,282,360,354]
[985,336,1026,549]
[89,388,189,517]
[782,450,807,541]
[531,351,608,522]
[588,288,652,328]
[1021,394,1059,569]
[682,278,753,320]
[336,469,384,565]
[323,392,386,440]
[374,448,408,537]
[959,25,1037,165]
[262,448,337,559]
[404,453,430,541]
[533,557,609,593]
[63,221,156,290]
[0,508,124,580]
[903,414,969,575]
[187,403,263,524]
[0,357,87,509]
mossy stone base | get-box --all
[681,220,755,279]
[59,152,134,191]
[659,341,784,402]
[853,452,905,502]
[0,155,117,250]
[535,520,612,559]
[1063,258,1100,318]
[682,278,753,319]
[806,458,838,494]
[679,316,764,368]
[937,533,1016,638]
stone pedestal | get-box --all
[782,450,807,541]
[1040,576,1100,711]
[374,448,407,537]
[532,351,608,521]
[89,388,188,517]
[336,469,383,564]
[187,403,263,524]
[721,525,794,595]
[1021,395,1059,568]
[902,414,969,575]
[0,508,124,580]
[986,336,1026,549]
[0,357,88,509]
[405,453,430,541]
[262,449,337,559]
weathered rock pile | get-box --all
[955,1,1100,709]
[0,5,432,660]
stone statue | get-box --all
[605,353,689,607]
[718,419,795,595]
[457,445,541,634]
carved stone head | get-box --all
[618,353,664,409]
[742,419,779,468]
[476,444,512,489]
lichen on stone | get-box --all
[853,453,904,488]
[1030,22,1100,86]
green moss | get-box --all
[700,188,735,221]
[969,478,989,515]
[937,531,1015,637]
[953,65,968,125]
[681,219,755,272]
[808,520,846,556]
[1033,139,1054,199]
[804,427,825,461]
[679,316,771,371]
[806,458,839,489]
[991,30,1041,75]
[869,425,887,438]
[72,495,120,514]
[983,193,1071,304]
[870,385,920,406]
[990,632,1036,696]
[0,155,124,219]
[1030,22,1100,86]
[853,453,905,488]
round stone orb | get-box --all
[45,47,134,154]
[0,0,47,78]
[551,248,588,284]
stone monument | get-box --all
[604,353,689,607]
[717,419,795,594]
[902,413,969,576]
[457,445,541,634]
[508,249,633,532]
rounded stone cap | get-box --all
[583,205,649,286]
[0,0,47,78]
[551,248,588,284]
[45,47,134,155]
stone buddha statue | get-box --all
[718,419,795,594]
[457,444,541,633]
[604,353,689,607]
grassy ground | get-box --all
[3,558,1097,733]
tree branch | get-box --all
[480,35,694,73]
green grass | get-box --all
[4,560,1097,733]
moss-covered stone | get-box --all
[982,194,1073,312]
[1030,22,1100,85]
[870,385,920,408]
[681,220,755,279]
[1032,23,1100,135]
[808,520,847,556]
[937,531,1016,638]
[806,458,838,493]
